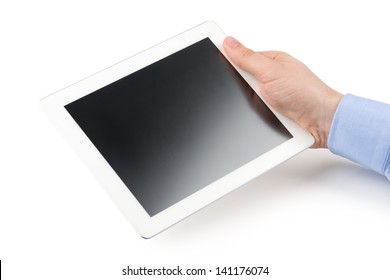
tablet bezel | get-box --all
[41,21,314,238]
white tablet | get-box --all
[41,21,314,238]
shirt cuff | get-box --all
[328,94,390,180]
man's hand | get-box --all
[223,36,342,148]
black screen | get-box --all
[65,38,292,216]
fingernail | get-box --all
[225,36,239,48]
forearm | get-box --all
[328,94,390,180]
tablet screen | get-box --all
[65,38,292,216]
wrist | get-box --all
[311,89,342,148]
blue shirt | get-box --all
[328,94,390,180]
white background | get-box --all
[1,0,390,279]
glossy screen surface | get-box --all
[65,38,292,216]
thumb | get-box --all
[223,36,272,79]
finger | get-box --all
[223,36,273,79]
[258,51,282,60]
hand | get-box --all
[223,36,342,148]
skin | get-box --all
[223,36,343,148]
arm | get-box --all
[223,36,390,180]
[329,94,390,180]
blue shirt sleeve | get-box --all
[328,94,390,180]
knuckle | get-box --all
[241,47,255,59]
[237,47,255,68]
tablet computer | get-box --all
[41,21,314,238]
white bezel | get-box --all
[41,21,314,238]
